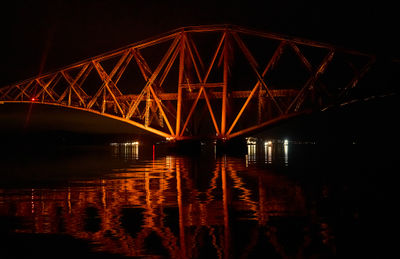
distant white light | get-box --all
[110,141,139,146]
[284,139,289,145]
[284,142,289,166]
[125,142,139,146]
[246,137,257,145]
[264,140,272,146]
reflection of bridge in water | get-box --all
[1,25,393,141]
[0,152,315,258]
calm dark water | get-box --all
[0,140,396,258]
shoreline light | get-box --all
[110,141,139,146]
[264,140,272,146]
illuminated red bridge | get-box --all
[0,25,381,140]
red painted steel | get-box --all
[0,25,376,140]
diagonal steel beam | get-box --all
[159,44,180,87]
[203,88,221,135]
[126,35,181,120]
[14,80,34,100]
[232,32,283,115]
[289,41,335,101]
[226,42,286,136]
[131,46,180,124]
[58,64,91,103]
[178,32,228,137]
[204,32,226,83]
[92,59,128,116]
[34,75,58,101]
[228,111,309,139]
[113,49,134,86]
[286,50,335,113]
[88,51,131,112]
[148,85,174,135]
[183,33,203,82]
[61,68,89,106]
[127,49,155,119]
[132,49,153,80]
[187,34,205,74]
[339,56,376,99]
[289,42,313,72]
[179,88,203,137]
[0,86,15,99]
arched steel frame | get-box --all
[0,25,376,140]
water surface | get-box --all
[0,141,395,258]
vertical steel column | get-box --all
[145,89,151,127]
[176,34,185,137]
[101,87,106,113]
[159,109,164,127]
[221,31,229,136]
[68,87,71,106]
[257,87,263,124]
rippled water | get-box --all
[0,141,395,258]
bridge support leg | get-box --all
[176,86,182,136]
[176,41,185,137]
[221,34,229,136]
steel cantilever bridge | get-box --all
[0,25,377,141]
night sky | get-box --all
[1,0,398,87]
[0,0,398,137]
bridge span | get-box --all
[0,25,385,141]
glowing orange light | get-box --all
[31,98,36,101]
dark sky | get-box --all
[0,0,398,87]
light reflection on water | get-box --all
[0,141,383,258]
[111,143,139,160]
[247,140,289,166]
[284,142,289,166]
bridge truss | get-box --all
[0,25,377,140]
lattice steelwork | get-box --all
[0,25,376,140]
